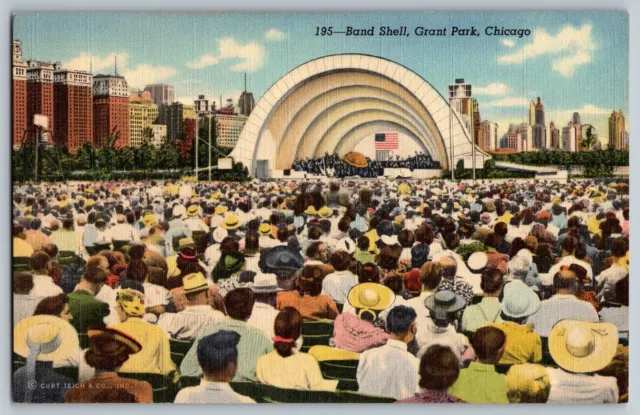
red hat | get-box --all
[537,211,551,221]
[404,268,422,293]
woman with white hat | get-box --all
[13,315,80,403]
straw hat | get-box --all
[213,226,228,243]
[86,327,142,355]
[549,320,618,373]
[258,223,271,236]
[186,204,200,217]
[215,205,228,215]
[251,273,282,293]
[304,206,318,216]
[318,206,333,218]
[178,237,196,249]
[348,283,395,320]
[222,214,241,230]
[14,315,79,362]
[183,272,209,294]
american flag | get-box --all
[375,132,399,150]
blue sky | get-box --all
[14,12,628,137]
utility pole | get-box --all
[208,115,212,181]
[34,128,39,182]
[195,114,199,181]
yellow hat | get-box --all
[182,272,209,294]
[215,205,228,215]
[551,197,561,205]
[222,213,241,230]
[348,283,395,321]
[142,213,157,227]
[87,327,142,355]
[549,320,618,373]
[117,289,146,317]
[186,204,200,217]
[14,315,79,361]
[305,206,318,215]
[258,223,271,236]
[318,206,333,218]
[84,199,95,207]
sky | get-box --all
[13,12,629,138]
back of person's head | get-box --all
[506,364,551,403]
[29,251,50,273]
[330,250,351,272]
[357,235,370,251]
[611,239,628,257]
[224,288,255,321]
[481,269,504,294]
[127,259,148,282]
[273,307,302,358]
[13,272,34,295]
[473,326,507,364]
[41,243,59,259]
[297,265,324,296]
[307,226,323,241]
[438,257,457,279]
[378,245,401,270]
[33,293,68,317]
[561,236,580,255]
[306,241,325,260]
[220,237,240,255]
[420,262,444,290]
[386,305,417,336]
[484,232,501,249]
[244,233,259,251]
[415,223,434,244]
[552,269,577,293]
[397,229,415,248]
[418,345,461,391]
[494,221,508,238]
[444,232,460,250]
[508,256,530,279]
[83,265,108,286]
[338,216,351,233]
[276,227,289,243]
[197,330,240,377]
[358,263,380,284]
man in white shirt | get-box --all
[158,272,225,340]
[108,214,138,243]
[174,331,255,403]
[322,250,358,305]
[28,252,63,298]
[246,273,281,340]
[183,205,210,233]
[528,269,599,337]
[357,305,419,400]
[545,320,619,404]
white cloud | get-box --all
[485,97,531,107]
[187,55,219,69]
[64,52,176,90]
[122,64,177,90]
[501,39,515,48]
[474,82,510,96]
[547,104,613,123]
[498,24,596,77]
[265,28,288,41]
[64,52,129,73]
[188,37,265,72]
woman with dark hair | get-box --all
[256,307,338,391]
[242,232,262,273]
[396,345,463,403]
[34,293,72,322]
[568,263,598,311]
[13,272,38,324]
[126,258,170,315]
[276,265,339,320]
[509,237,527,259]
[533,243,554,273]
[65,327,153,403]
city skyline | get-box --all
[14,12,628,138]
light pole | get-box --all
[208,115,212,181]
[195,113,199,182]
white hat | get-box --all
[335,237,356,254]
[379,235,399,246]
[213,226,228,243]
[172,204,186,218]
[467,252,488,272]
[251,273,282,293]
[501,281,541,318]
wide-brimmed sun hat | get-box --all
[186,204,200,217]
[14,315,79,362]
[348,283,395,321]
[222,214,241,230]
[318,206,333,218]
[549,320,618,373]
[251,273,283,293]
[425,290,466,320]
[215,205,228,215]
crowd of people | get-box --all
[12,176,629,404]
[292,152,439,178]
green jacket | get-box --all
[448,362,509,404]
[67,290,110,335]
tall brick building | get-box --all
[26,60,58,141]
[12,40,27,147]
[93,74,130,149]
[54,70,93,153]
